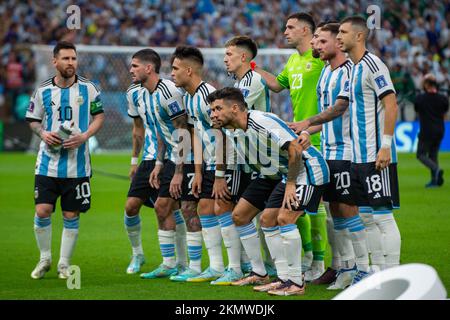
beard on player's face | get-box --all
[58,65,76,79]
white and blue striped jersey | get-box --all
[142,79,186,163]
[348,51,398,164]
[317,60,352,161]
[236,110,329,185]
[26,75,104,178]
[235,70,271,112]
[184,81,217,170]
[127,84,158,161]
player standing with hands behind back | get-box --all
[26,42,105,279]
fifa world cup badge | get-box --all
[77,96,84,105]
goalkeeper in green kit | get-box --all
[255,12,329,281]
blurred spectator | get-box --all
[414,74,449,187]
[5,51,24,121]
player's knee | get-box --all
[232,210,249,226]
[125,197,141,216]
[63,211,79,219]
[259,211,274,227]
[35,204,53,218]
[154,198,171,218]
[277,212,293,226]
[214,199,233,215]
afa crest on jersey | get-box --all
[306,62,312,71]
[344,80,350,92]
[168,101,181,114]
[77,95,84,105]
[375,75,388,89]
[240,88,250,97]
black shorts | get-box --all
[127,160,159,208]
[323,160,355,205]
[266,181,325,214]
[240,177,281,211]
[35,175,91,213]
[200,169,253,202]
[158,161,197,202]
[350,162,400,209]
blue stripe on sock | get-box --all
[261,226,279,233]
[63,217,79,229]
[236,222,257,238]
[160,244,175,257]
[174,210,184,225]
[372,210,392,215]
[359,206,373,214]
[124,214,140,227]
[280,224,297,234]
[333,217,347,230]
[199,214,220,228]
[218,212,233,228]
[34,216,51,228]
[345,216,365,232]
[188,245,202,260]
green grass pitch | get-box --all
[0,152,449,300]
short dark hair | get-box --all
[170,45,204,67]
[207,87,247,110]
[321,23,340,36]
[340,15,369,37]
[132,49,161,73]
[287,12,316,32]
[53,41,76,57]
[316,21,327,29]
[225,35,258,59]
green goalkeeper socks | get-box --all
[311,203,328,261]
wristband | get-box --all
[156,160,164,166]
[382,135,393,148]
[215,170,225,178]
[131,157,139,165]
[300,130,310,136]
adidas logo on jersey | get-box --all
[82,198,90,205]
[341,189,350,195]
[373,192,381,199]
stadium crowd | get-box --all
[0,0,449,122]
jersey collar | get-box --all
[51,74,78,88]
[354,50,370,65]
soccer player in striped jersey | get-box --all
[256,13,329,277]
[223,35,275,277]
[224,35,270,112]
[123,49,192,278]
[292,16,401,276]
[298,23,370,288]
[171,46,249,284]
[26,42,105,279]
[209,87,329,296]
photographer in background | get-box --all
[414,74,449,187]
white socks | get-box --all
[34,215,52,261]
[280,224,303,286]
[124,213,143,256]
[186,231,203,273]
[174,209,188,267]
[236,222,266,276]
[158,229,176,268]
[199,215,224,273]
[360,210,386,268]
[262,226,288,281]
[373,212,401,268]
[59,216,80,266]
[218,212,241,272]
